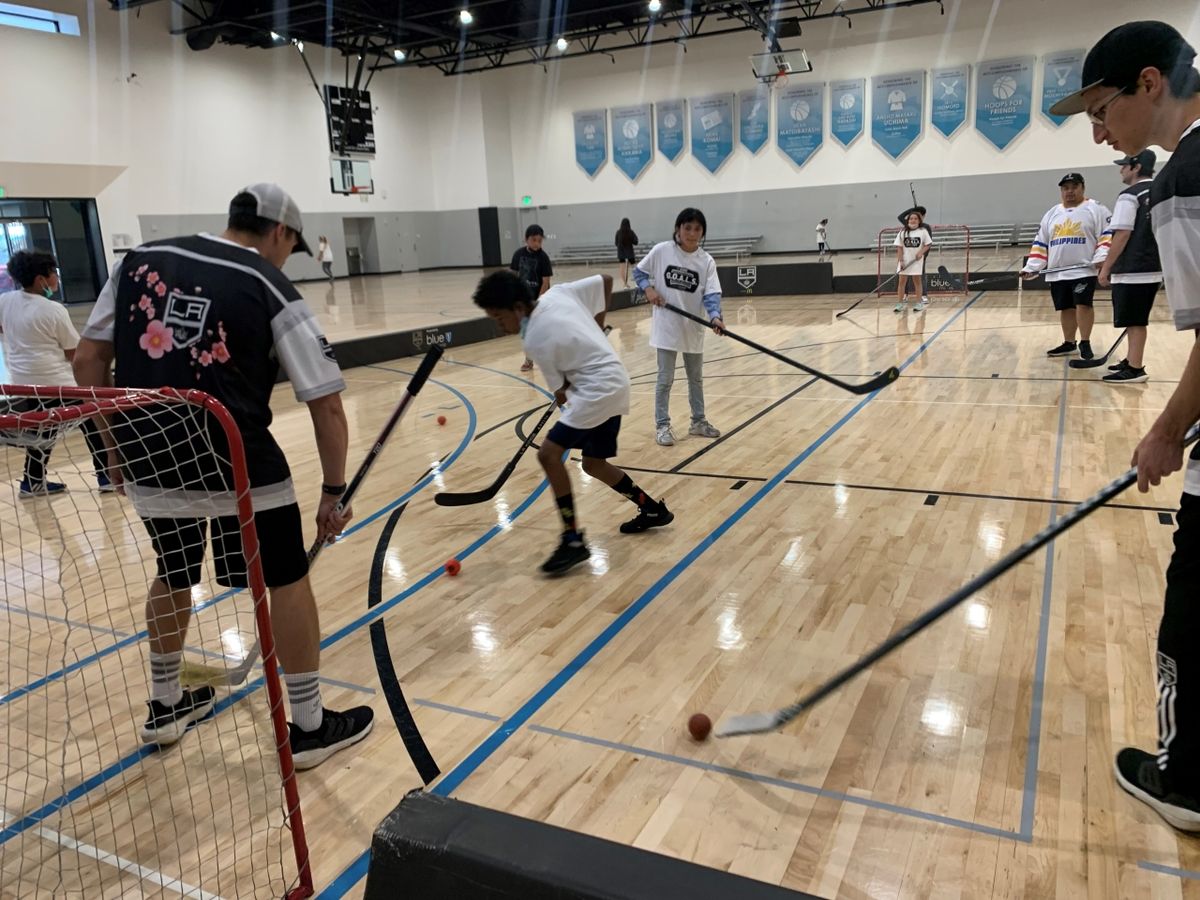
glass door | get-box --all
[0,219,60,297]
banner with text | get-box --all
[1041,50,1085,127]
[930,65,969,138]
[738,86,771,153]
[690,93,735,174]
[871,71,924,160]
[611,104,653,181]
[657,99,686,161]
[573,109,607,176]
[829,78,864,148]
[975,56,1034,150]
[776,83,824,168]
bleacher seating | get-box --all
[936,224,1040,250]
[553,235,762,266]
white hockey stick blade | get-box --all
[713,711,781,738]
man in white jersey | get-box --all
[1022,173,1112,359]
[1052,19,1200,832]
[472,270,673,575]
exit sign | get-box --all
[0,187,6,198]
[521,195,532,206]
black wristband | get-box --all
[322,483,347,496]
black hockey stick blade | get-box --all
[835,271,900,317]
[434,398,558,506]
[369,502,441,784]
[663,303,899,395]
[1069,329,1128,369]
[715,424,1200,738]
[935,265,967,292]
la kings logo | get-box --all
[163,291,211,350]
[663,265,699,293]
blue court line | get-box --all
[1,372,477,709]
[1,364,555,855]
[1139,861,1200,880]
[529,724,1021,841]
[413,698,502,722]
[1019,368,1070,839]
[317,295,990,897]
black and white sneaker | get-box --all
[541,530,590,575]
[1108,358,1130,372]
[1078,340,1094,360]
[141,687,216,746]
[1102,365,1148,385]
[620,500,675,534]
[289,706,374,771]
[1114,747,1200,832]
[1046,341,1078,357]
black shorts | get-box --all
[143,502,308,590]
[1112,281,1160,327]
[1049,277,1097,310]
[617,249,636,263]
[546,415,621,459]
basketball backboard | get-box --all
[750,48,812,84]
[330,157,373,195]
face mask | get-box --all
[42,286,55,299]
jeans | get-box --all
[655,349,705,428]
[321,261,334,280]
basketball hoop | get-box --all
[775,66,789,90]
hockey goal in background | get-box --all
[0,385,312,899]
[877,224,971,296]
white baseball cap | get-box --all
[232,183,312,256]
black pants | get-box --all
[321,261,334,280]
[24,417,107,486]
[1157,487,1200,794]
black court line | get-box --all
[634,369,1183,388]
[473,403,545,441]
[669,378,819,473]
[614,462,1177,515]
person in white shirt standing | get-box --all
[633,208,725,447]
[1022,173,1113,359]
[472,270,673,575]
[816,218,830,263]
[1098,149,1162,384]
[893,206,933,313]
[0,249,110,496]
[317,235,335,282]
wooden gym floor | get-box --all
[4,274,1200,898]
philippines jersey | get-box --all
[81,233,344,517]
[1023,199,1112,281]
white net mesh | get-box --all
[877,224,971,295]
[0,386,310,900]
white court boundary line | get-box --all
[2,809,224,900]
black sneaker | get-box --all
[1114,747,1200,832]
[1102,365,1148,385]
[289,706,374,771]
[140,687,216,746]
[1078,340,1094,360]
[620,500,675,534]
[541,530,590,575]
[1046,341,1078,357]
[1108,358,1130,372]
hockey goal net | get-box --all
[876,224,971,296]
[0,386,312,899]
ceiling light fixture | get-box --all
[459,9,473,25]
[556,36,568,51]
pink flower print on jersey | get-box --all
[211,342,230,364]
[154,281,167,298]
[217,322,227,342]
[145,272,160,286]
[138,295,156,320]
[139,320,174,359]
[198,350,213,367]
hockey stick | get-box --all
[181,346,444,688]
[1069,329,1128,369]
[936,264,1087,292]
[434,398,558,506]
[715,424,1200,738]
[662,303,900,395]
[369,501,441,784]
[835,271,901,318]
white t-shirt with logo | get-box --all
[637,241,722,354]
[523,275,628,430]
[815,223,827,245]
[0,290,79,385]
[893,228,933,275]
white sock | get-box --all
[149,651,183,706]
[283,672,324,732]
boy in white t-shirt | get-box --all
[472,270,673,575]
[633,208,726,447]
[893,207,933,313]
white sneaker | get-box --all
[894,300,907,313]
[688,419,720,438]
[656,425,676,446]
[913,298,927,312]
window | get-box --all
[0,2,80,36]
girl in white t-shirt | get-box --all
[893,208,933,313]
[318,236,334,281]
[0,250,111,496]
[633,208,726,447]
